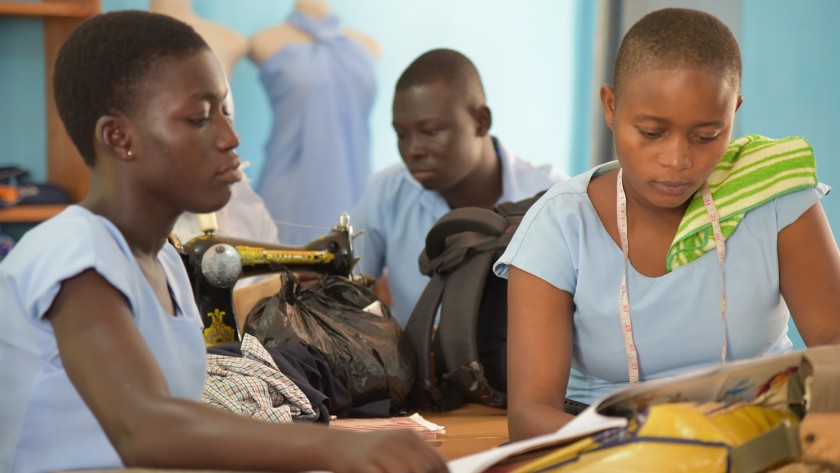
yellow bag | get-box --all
[474,347,840,473]
[511,402,798,473]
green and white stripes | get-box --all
[666,135,817,271]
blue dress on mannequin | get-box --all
[255,10,376,245]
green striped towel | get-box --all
[666,134,817,271]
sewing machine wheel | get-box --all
[201,243,243,288]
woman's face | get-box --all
[601,68,742,213]
[126,49,241,215]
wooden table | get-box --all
[66,403,509,472]
[422,403,509,460]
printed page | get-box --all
[447,408,627,473]
[447,350,807,473]
[595,350,805,418]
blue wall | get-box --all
[739,0,840,350]
[569,0,598,176]
[1,0,579,184]
[0,15,47,180]
[740,0,840,236]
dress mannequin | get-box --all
[249,0,380,65]
[249,0,379,244]
[149,0,248,77]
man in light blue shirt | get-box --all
[352,49,566,326]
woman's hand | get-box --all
[800,413,840,465]
[326,429,448,473]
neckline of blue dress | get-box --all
[287,9,341,42]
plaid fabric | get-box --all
[202,334,318,423]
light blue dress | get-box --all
[0,206,206,473]
[352,137,567,326]
[493,162,828,405]
[255,10,377,245]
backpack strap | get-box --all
[423,208,510,261]
[403,274,448,407]
[798,344,840,413]
[494,190,546,221]
[437,249,507,408]
[405,198,546,409]
[407,207,511,409]
[730,421,801,473]
[403,208,508,410]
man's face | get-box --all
[392,81,485,192]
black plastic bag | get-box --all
[243,271,416,407]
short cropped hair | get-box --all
[395,48,486,106]
[613,8,741,95]
[54,10,208,166]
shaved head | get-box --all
[396,48,486,109]
[613,8,741,96]
[54,10,208,166]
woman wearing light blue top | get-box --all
[494,8,840,442]
[0,10,445,473]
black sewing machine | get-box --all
[170,212,356,347]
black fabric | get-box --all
[244,271,415,409]
[563,398,590,416]
[208,340,352,424]
[347,398,402,418]
[476,265,508,391]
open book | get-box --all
[447,348,830,473]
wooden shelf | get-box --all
[0,204,67,223]
[0,1,99,18]
[0,0,99,207]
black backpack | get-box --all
[403,191,545,410]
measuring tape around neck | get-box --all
[615,168,728,384]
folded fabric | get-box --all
[208,339,354,424]
[666,135,817,271]
[202,333,318,423]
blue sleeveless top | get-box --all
[0,206,206,472]
[255,10,377,244]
